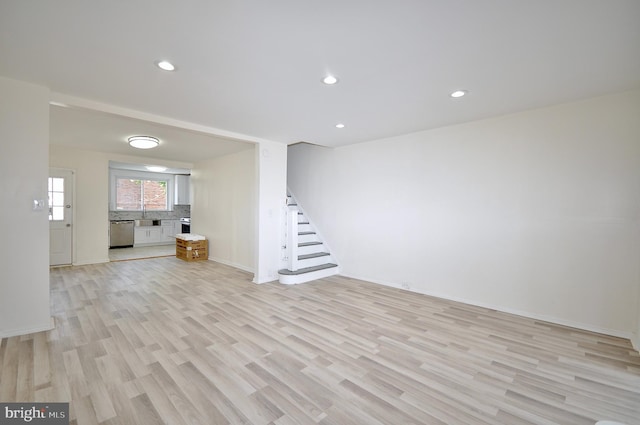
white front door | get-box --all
[49,169,73,266]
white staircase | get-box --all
[278,194,338,284]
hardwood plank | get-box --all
[0,335,20,400]
[152,350,229,424]
[32,332,51,390]
[1,258,639,424]
[179,360,254,424]
[14,338,34,401]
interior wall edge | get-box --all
[632,333,640,352]
[0,318,54,339]
[50,92,276,146]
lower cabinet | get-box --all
[134,220,178,246]
[134,227,163,245]
[162,220,177,243]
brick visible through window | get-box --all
[116,178,168,210]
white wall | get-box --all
[254,141,288,283]
[0,77,52,337]
[635,217,640,350]
[191,148,256,272]
[50,145,193,265]
[288,89,640,340]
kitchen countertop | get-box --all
[109,205,190,221]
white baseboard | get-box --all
[0,317,54,339]
[208,256,254,274]
[253,277,279,284]
[74,258,110,266]
[341,273,636,346]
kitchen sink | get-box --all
[135,219,161,226]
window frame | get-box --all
[109,169,175,211]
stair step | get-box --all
[298,252,330,260]
[278,263,338,276]
[298,221,312,228]
[298,231,316,235]
[298,242,322,252]
[299,241,322,247]
[298,221,309,225]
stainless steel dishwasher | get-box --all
[109,220,134,248]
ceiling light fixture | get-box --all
[322,75,339,85]
[335,123,345,129]
[146,165,167,172]
[156,60,176,71]
[450,90,467,98]
[128,136,159,149]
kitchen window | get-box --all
[109,169,175,211]
[115,178,168,211]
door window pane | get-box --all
[52,192,64,206]
[51,206,64,221]
[48,177,65,221]
[52,178,64,192]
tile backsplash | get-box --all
[109,204,190,221]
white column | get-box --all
[253,140,288,283]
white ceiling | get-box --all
[109,161,191,175]
[50,105,254,163]
[1,0,639,150]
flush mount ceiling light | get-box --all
[450,90,468,98]
[128,136,159,149]
[322,75,339,85]
[335,123,345,129]
[156,60,176,71]
[146,165,167,172]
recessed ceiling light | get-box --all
[128,136,159,149]
[156,60,176,71]
[322,75,339,85]
[146,165,167,172]
[336,123,345,129]
[450,90,467,98]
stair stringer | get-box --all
[278,188,339,284]
[286,187,339,265]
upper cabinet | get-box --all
[175,174,191,205]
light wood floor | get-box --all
[108,245,176,262]
[2,258,639,425]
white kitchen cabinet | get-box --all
[175,175,191,205]
[134,226,163,246]
[134,220,178,246]
[161,220,178,243]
